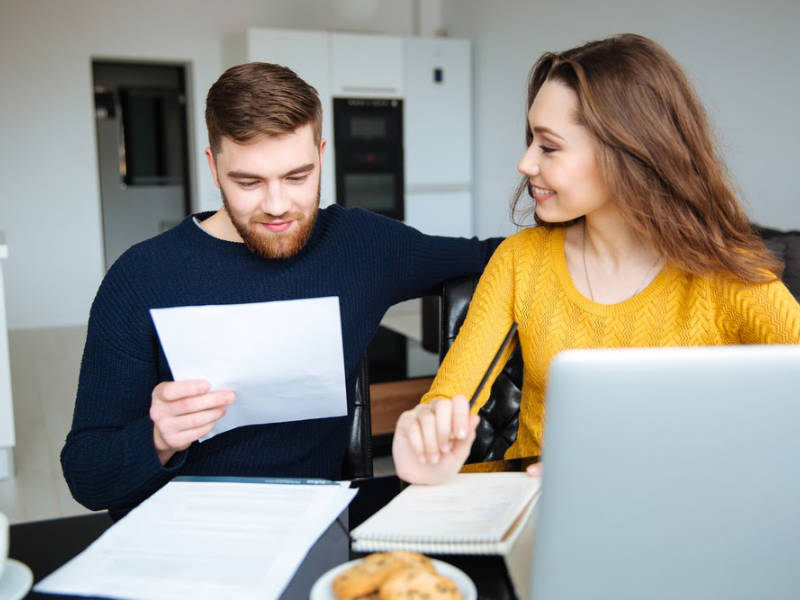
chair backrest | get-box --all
[342,357,373,480]
[439,275,523,463]
[756,226,800,301]
[437,226,800,464]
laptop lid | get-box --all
[530,345,800,600]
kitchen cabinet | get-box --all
[330,33,404,98]
[402,37,472,237]
[403,37,471,188]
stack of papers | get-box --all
[35,478,357,599]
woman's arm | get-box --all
[393,237,520,483]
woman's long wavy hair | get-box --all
[512,33,782,282]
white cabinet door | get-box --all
[405,190,473,238]
[331,33,403,98]
[403,37,471,188]
[222,28,337,206]
[244,28,331,99]
[0,243,14,478]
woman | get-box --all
[392,33,800,485]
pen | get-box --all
[469,322,518,408]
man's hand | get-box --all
[150,380,235,465]
[392,395,480,485]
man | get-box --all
[62,62,501,519]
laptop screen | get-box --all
[529,345,800,600]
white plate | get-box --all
[0,559,33,600]
[310,557,477,600]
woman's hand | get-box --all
[392,395,480,485]
[526,462,542,478]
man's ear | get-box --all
[319,138,326,162]
[205,147,220,188]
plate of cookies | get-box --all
[311,550,476,600]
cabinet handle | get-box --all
[406,183,471,194]
[341,86,399,94]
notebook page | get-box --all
[352,472,541,543]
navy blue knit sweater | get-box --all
[62,206,500,517]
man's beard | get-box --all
[221,187,320,259]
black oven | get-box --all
[333,98,404,220]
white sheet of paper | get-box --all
[149,297,348,440]
[35,479,358,600]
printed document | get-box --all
[149,297,347,440]
[35,478,357,599]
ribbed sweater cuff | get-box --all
[117,417,189,503]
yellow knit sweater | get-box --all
[421,226,800,459]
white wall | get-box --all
[0,0,417,329]
[5,0,799,328]
[442,0,800,238]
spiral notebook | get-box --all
[351,472,541,555]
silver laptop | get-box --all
[530,345,800,600]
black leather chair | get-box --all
[436,227,800,464]
[757,226,800,300]
[342,358,373,479]
[437,277,524,464]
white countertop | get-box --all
[380,298,422,342]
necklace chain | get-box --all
[581,220,662,303]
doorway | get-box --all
[92,61,191,269]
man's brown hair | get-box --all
[205,62,322,156]
[513,33,782,283]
